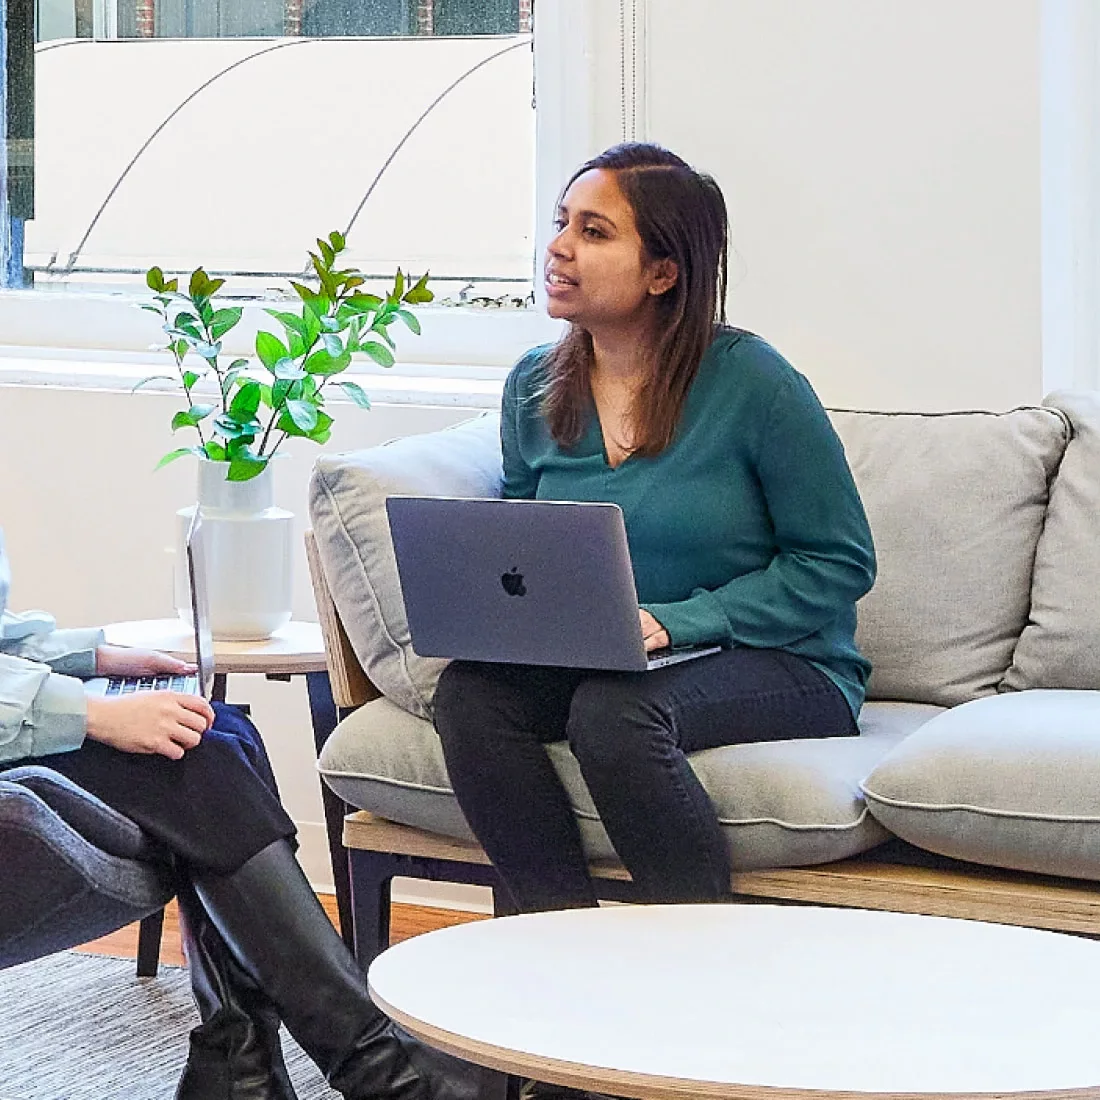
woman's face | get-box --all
[544,169,676,332]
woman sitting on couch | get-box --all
[433,142,877,913]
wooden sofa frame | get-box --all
[304,533,1100,962]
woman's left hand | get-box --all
[639,609,670,652]
[95,644,197,678]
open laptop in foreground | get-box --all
[85,511,215,699]
[385,496,722,672]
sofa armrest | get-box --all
[305,529,379,710]
[307,414,503,720]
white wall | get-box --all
[631,0,1043,411]
[0,384,474,889]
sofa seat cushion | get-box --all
[308,415,502,720]
[318,699,942,870]
[861,690,1100,880]
[830,406,1069,707]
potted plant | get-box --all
[140,231,433,639]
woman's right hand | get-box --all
[85,693,215,760]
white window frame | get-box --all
[0,0,652,403]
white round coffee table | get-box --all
[368,904,1100,1099]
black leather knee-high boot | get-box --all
[191,840,504,1100]
[175,885,298,1100]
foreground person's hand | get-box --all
[85,693,215,760]
[95,644,197,679]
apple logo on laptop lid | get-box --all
[501,567,527,597]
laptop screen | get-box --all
[185,512,216,700]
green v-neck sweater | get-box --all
[500,327,876,717]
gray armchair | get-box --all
[0,766,175,973]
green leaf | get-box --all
[329,229,345,252]
[255,331,289,370]
[146,266,166,292]
[322,332,344,357]
[204,440,228,462]
[154,446,203,471]
[257,382,274,407]
[227,452,268,481]
[289,280,317,304]
[311,254,337,298]
[229,379,262,420]
[265,309,308,340]
[393,268,405,299]
[213,413,260,440]
[306,410,334,444]
[188,268,209,299]
[360,341,395,368]
[347,293,383,313]
[195,340,221,360]
[285,398,319,431]
[139,303,163,314]
[368,322,396,350]
[403,271,433,304]
[305,348,352,376]
[336,380,371,409]
[271,358,307,380]
[171,404,215,431]
[210,307,243,341]
[131,374,177,393]
[272,378,293,408]
[172,339,189,360]
[395,308,421,335]
[317,238,335,267]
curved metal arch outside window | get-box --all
[47,34,530,278]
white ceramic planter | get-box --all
[175,459,294,641]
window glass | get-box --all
[12,1,534,303]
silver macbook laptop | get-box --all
[385,496,722,672]
[85,511,215,699]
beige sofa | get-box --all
[306,390,1100,953]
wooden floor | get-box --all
[77,897,488,967]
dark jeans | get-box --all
[433,648,858,912]
[18,701,296,874]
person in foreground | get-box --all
[0,534,498,1100]
[433,142,877,914]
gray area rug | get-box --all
[0,952,339,1100]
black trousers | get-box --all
[18,702,296,874]
[433,648,858,912]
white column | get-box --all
[1041,0,1100,393]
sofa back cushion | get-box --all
[830,407,1068,706]
[308,415,502,720]
[1004,391,1100,691]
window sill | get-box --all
[0,347,505,409]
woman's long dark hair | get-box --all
[540,142,729,456]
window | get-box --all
[7,1,535,315]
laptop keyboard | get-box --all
[105,675,195,695]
